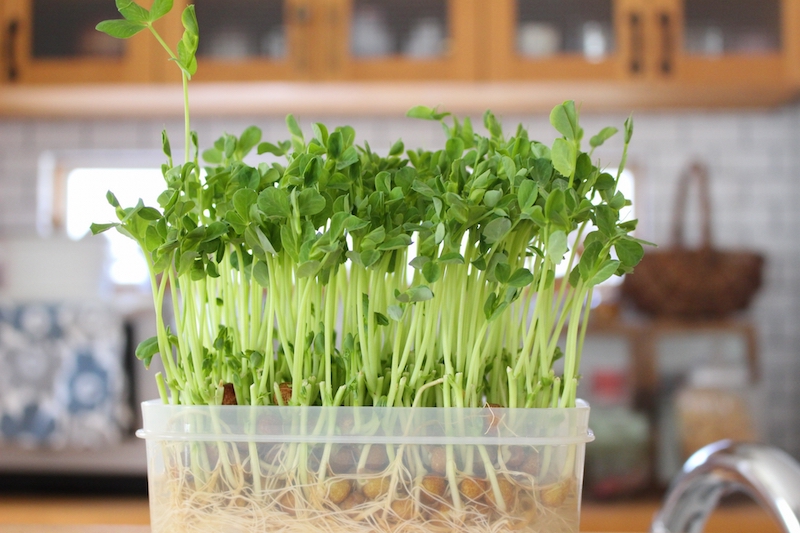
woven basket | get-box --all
[621,162,764,319]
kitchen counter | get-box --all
[0,496,782,533]
[0,524,150,533]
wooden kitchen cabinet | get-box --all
[160,0,317,83]
[617,0,792,86]
[2,0,800,112]
[321,0,478,81]
[2,0,158,84]
[485,0,624,81]
[485,0,797,86]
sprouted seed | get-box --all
[95,1,642,532]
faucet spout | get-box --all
[651,440,800,533]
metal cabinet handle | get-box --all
[659,11,673,75]
[6,19,18,82]
[629,12,644,74]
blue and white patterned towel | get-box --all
[0,302,131,449]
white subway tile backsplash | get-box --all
[33,120,92,151]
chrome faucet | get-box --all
[651,440,800,533]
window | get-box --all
[39,150,166,286]
[66,167,164,285]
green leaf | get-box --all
[547,230,568,264]
[336,146,359,170]
[549,101,579,140]
[488,301,510,322]
[502,156,516,180]
[297,189,326,217]
[245,225,277,256]
[95,19,146,39]
[115,0,149,22]
[406,105,450,121]
[252,261,270,288]
[360,249,380,268]
[445,137,465,161]
[135,336,160,368]
[374,312,390,326]
[438,252,464,264]
[551,138,577,178]
[149,0,173,21]
[387,305,404,321]
[312,122,329,146]
[483,189,502,208]
[517,179,537,210]
[204,221,228,242]
[296,260,321,278]
[161,130,171,158]
[406,285,434,302]
[544,188,565,221]
[595,205,618,237]
[615,238,645,267]
[327,131,343,159]
[177,39,197,77]
[494,262,510,283]
[258,142,287,156]
[389,139,404,156]
[590,126,618,148]
[258,188,291,219]
[508,268,534,288]
[422,261,441,283]
[624,114,634,144]
[579,241,603,281]
[237,126,262,158]
[144,225,161,252]
[90,222,119,235]
[589,259,620,286]
[483,292,497,320]
[202,148,222,164]
[286,114,305,148]
[482,217,511,245]
[138,206,162,220]
[232,188,257,222]
[434,222,445,244]
[343,215,369,232]
[181,4,199,37]
[377,234,412,251]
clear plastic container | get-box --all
[137,400,594,533]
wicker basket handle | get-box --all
[672,161,713,249]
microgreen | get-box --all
[92,1,642,412]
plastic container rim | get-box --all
[136,399,595,446]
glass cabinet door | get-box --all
[675,0,785,83]
[683,0,780,57]
[487,0,621,80]
[7,0,150,83]
[179,0,311,81]
[327,0,476,80]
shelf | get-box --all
[0,80,796,119]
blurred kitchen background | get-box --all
[0,0,798,514]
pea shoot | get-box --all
[93,2,644,531]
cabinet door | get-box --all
[5,0,153,84]
[168,0,319,82]
[671,0,787,84]
[323,0,477,81]
[486,0,623,80]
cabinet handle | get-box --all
[328,4,339,74]
[659,12,673,75]
[5,19,18,82]
[292,4,311,72]
[629,12,644,74]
